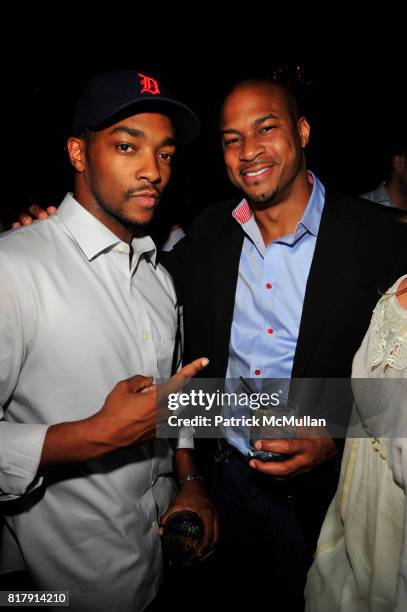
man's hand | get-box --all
[91,374,158,449]
[11,204,57,228]
[94,357,210,450]
[160,478,219,560]
[249,435,337,477]
[41,357,209,466]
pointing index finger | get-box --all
[174,357,209,380]
[158,358,209,399]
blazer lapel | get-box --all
[209,221,244,376]
[292,191,362,377]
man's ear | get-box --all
[67,137,87,173]
[297,117,311,149]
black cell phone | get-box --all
[248,447,292,462]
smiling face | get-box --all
[220,81,310,209]
[68,112,176,241]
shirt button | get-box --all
[267,328,273,334]
[255,369,261,376]
[117,244,125,253]
[266,283,272,289]
[151,520,157,529]
[144,333,149,341]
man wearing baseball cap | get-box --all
[0,70,217,612]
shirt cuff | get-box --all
[175,431,195,449]
[0,423,49,500]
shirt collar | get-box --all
[373,182,392,206]
[297,171,325,237]
[55,194,157,265]
[232,171,325,240]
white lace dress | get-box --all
[306,275,407,612]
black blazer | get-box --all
[162,190,406,380]
[161,190,406,482]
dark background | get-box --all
[4,53,406,229]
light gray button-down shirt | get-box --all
[0,194,188,611]
[361,181,393,207]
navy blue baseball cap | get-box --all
[71,70,200,144]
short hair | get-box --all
[222,78,300,123]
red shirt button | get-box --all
[255,369,261,375]
[266,283,272,289]
[267,328,273,334]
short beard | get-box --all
[245,187,279,211]
[94,191,155,237]
[123,189,160,234]
[114,208,154,237]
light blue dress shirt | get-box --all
[225,172,325,453]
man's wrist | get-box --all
[179,473,204,485]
